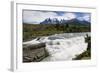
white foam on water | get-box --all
[42,36,87,61]
[23,38,40,45]
[23,33,89,61]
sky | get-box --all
[23,10,91,24]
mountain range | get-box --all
[40,18,90,26]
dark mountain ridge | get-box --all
[40,18,90,26]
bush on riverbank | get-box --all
[73,36,91,60]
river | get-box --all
[23,32,90,61]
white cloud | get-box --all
[23,11,57,24]
[83,14,90,22]
[23,10,77,24]
[63,13,76,20]
[77,14,90,22]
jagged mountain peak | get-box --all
[40,18,67,24]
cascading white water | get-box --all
[42,36,88,61]
[23,32,90,61]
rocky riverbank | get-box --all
[23,43,49,62]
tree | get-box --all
[63,24,69,32]
[55,23,60,30]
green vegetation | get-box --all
[73,35,91,60]
[23,23,90,41]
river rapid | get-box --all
[23,32,90,61]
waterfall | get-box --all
[23,32,90,61]
[42,36,87,61]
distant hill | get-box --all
[66,19,90,26]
